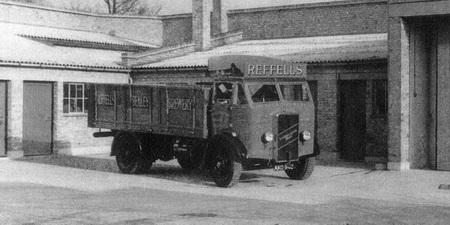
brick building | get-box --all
[6,0,434,171]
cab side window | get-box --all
[215,82,233,104]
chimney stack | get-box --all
[192,0,212,51]
[212,0,228,35]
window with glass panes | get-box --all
[63,83,88,114]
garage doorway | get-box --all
[433,19,450,170]
[23,82,53,156]
[339,80,366,160]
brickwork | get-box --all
[228,0,388,40]
[160,0,388,47]
[315,77,339,155]
[161,14,193,47]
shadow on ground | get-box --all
[16,155,374,187]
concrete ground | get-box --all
[1,155,450,224]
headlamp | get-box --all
[300,130,312,141]
[262,132,274,143]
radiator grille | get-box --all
[277,114,299,161]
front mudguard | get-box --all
[206,133,248,166]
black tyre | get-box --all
[114,132,152,174]
[209,135,242,187]
[285,157,315,180]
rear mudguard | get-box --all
[110,131,143,156]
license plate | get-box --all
[273,164,294,171]
[274,165,285,171]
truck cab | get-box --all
[207,56,316,179]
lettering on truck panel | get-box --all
[132,95,150,108]
[168,98,193,111]
[98,94,115,106]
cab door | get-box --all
[230,83,251,140]
[211,82,234,134]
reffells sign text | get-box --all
[246,64,306,77]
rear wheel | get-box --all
[285,157,315,180]
[209,135,242,187]
[114,132,152,174]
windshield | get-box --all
[248,84,280,103]
[280,84,310,102]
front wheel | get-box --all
[285,157,315,180]
[209,135,242,187]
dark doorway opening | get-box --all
[339,80,366,160]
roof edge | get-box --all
[0,60,130,72]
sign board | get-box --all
[208,55,307,79]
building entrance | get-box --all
[23,82,53,156]
[433,20,450,171]
[339,80,366,160]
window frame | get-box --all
[247,83,281,104]
[63,82,88,115]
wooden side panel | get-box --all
[89,83,209,138]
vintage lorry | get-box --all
[88,55,317,187]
